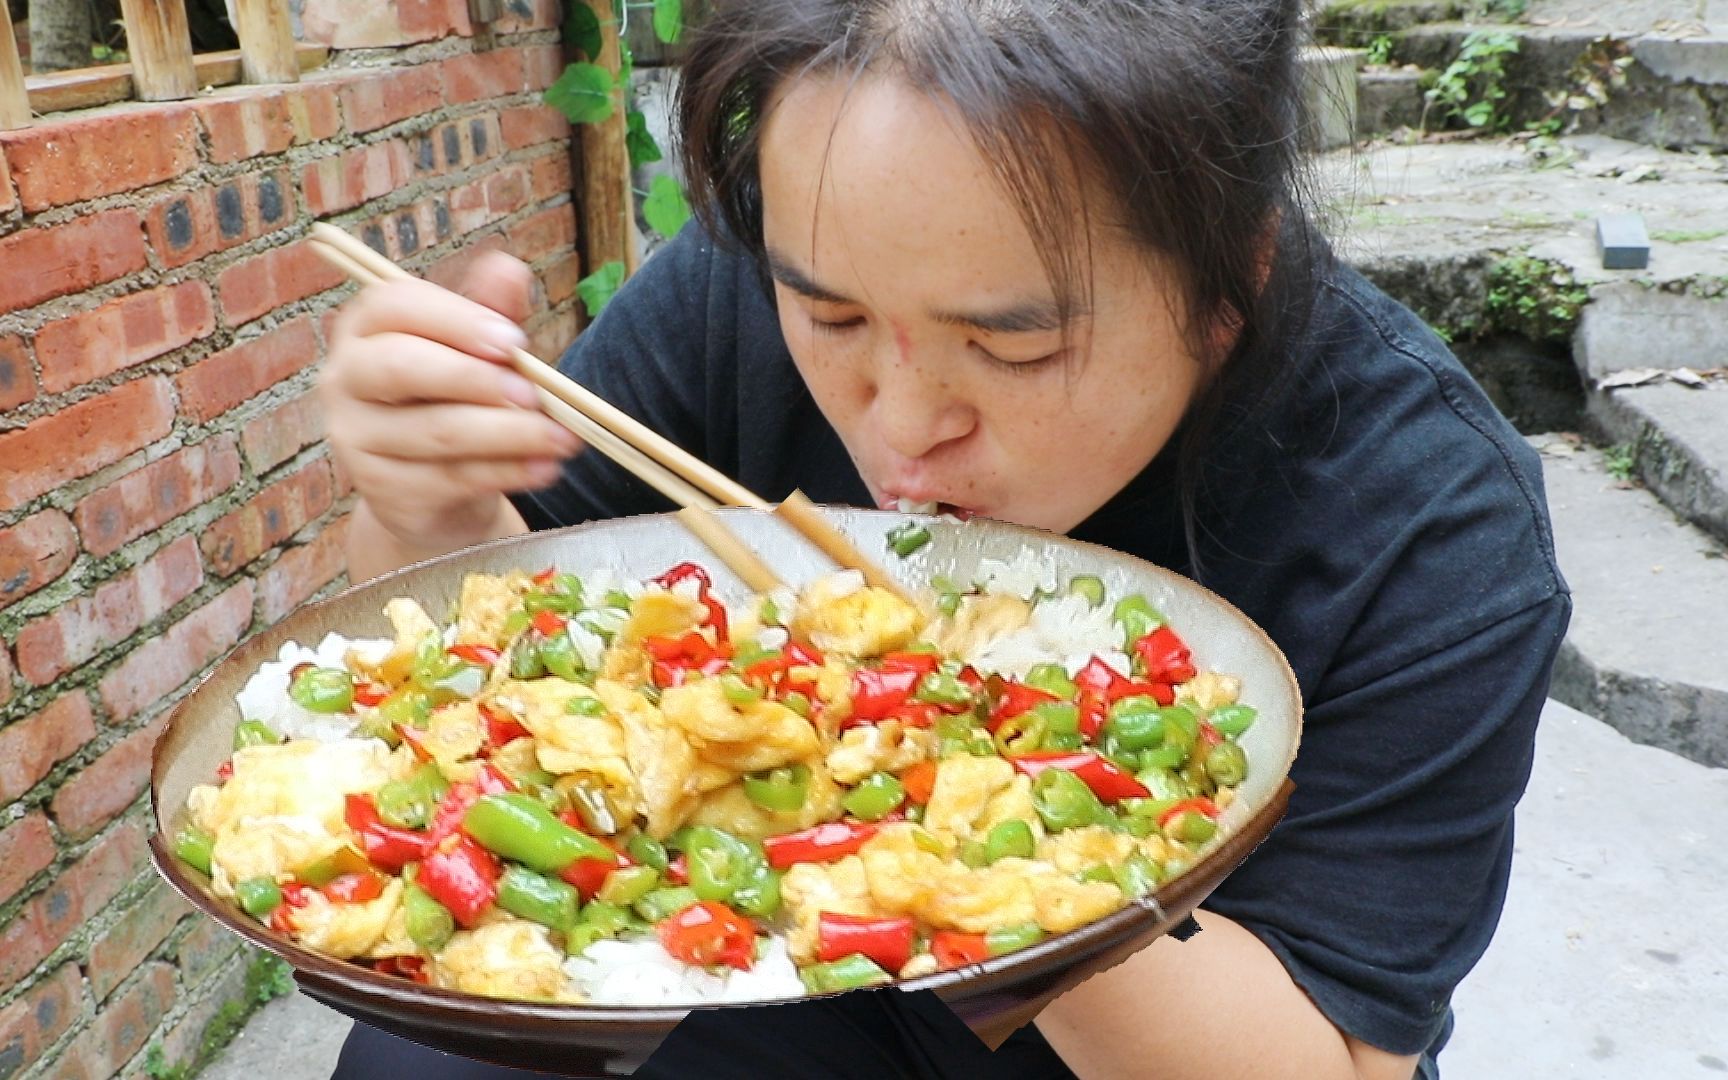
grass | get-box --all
[1603,442,1637,482]
[1652,228,1728,244]
[143,953,295,1080]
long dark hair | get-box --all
[677,0,1326,570]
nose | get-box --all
[869,341,976,461]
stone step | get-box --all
[1586,380,1728,544]
[1533,434,1728,767]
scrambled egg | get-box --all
[931,593,1031,660]
[661,679,820,774]
[685,765,843,841]
[431,921,579,1003]
[825,721,936,786]
[792,581,923,658]
[1036,826,1137,877]
[353,597,441,687]
[289,879,406,959]
[499,679,635,803]
[780,854,874,964]
[598,680,702,838]
[455,572,532,648]
[619,590,705,646]
[417,701,484,771]
[1178,672,1241,711]
[923,755,1016,841]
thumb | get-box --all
[461,249,536,327]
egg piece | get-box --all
[780,854,874,965]
[190,739,404,839]
[207,817,348,899]
[455,572,533,648]
[1177,672,1241,711]
[922,755,1016,841]
[1035,826,1137,877]
[825,721,937,786]
[618,590,706,646]
[1031,875,1127,934]
[660,680,820,775]
[430,920,579,1003]
[417,701,484,771]
[683,763,844,841]
[497,679,635,806]
[921,862,1039,934]
[598,680,701,839]
[931,593,1032,661]
[289,880,405,959]
[792,579,924,658]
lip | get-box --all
[875,490,983,520]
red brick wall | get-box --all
[0,1,580,1074]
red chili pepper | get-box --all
[886,702,941,729]
[1197,721,1224,749]
[344,794,433,871]
[418,835,500,928]
[1133,627,1196,685]
[848,666,923,722]
[532,567,558,586]
[447,643,501,667]
[899,761,938,805]
[1008,751,1151,803]
[1075,656,1127,694]
[664,853,689,885]
[1109,679,1175,707]
[323,872,386,904]
[763,822,880,870]
[531,609,568,638]
[374,955,429,983]
[931,930,991,970]
[657,901,756,971]
[478,702,531,749]
[744,645,827,697]
[651,563,729,642]
[986,682,1059,733]
[353,682,390,708]
[956,666,985,694]
[1077,689,1108,741]
[215,760,234,784]
[1156,797,1220,831]
[879,651,941,678]
[268,882,315,933]
[396,723,433,763]
[817,912,915,974]
[553,815,633,900]
[426,770,512,846]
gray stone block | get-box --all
[1355,69,1427,134]
[1596,213,1651,270]
[1301,45,1363,150]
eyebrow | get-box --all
[765,247,1079,334]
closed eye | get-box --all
[973,343,1064,374]
[809,313,866,333]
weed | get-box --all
[1474,0,1528,21]
[1425,32,1521,132]
[1603,442,1637,482]
[1483,255,1590,343]
[1652,228,1728,244]
[1366,34,1396,66]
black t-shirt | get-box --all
[334,225,1569,1080]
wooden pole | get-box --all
[117,0,199,101]
[578,0,630,278]
[230,0,299,84]
[0,12,29,129]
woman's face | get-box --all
[758,73,1204,535]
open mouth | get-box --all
[883,496,977,521]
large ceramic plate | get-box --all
[149,506,1301,1076]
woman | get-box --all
[320,2,1569,1077]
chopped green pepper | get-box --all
[1115,851,1162,897]
[579,899,635,937]
[497,865,581,932]
[915,671,972,708]
[1135,766,1192,802]
[993,712,1047,756]
[1165,809,1218,845]
[1067,575,1107,609]
[235,876,282,918]
[565,776,623,835]
[174,824,215,876]
[1204,741,1248,786]
[633,885,700,924]
[510,638,547,680]
[1024,663,1079,701]
[936,591,962,618]
[1209,704,1258,738]
[684,826,760,903]
[564,924,608,954]
[596,865,660,907]
[744,764,811,813]
[1103,697,1166,751]
[462,793,613,872]
[958,841,989,868]
[721,674,763,706]
[289,666,354,713]
[626,833,669,872]
[730,865,782,918]
[886,522,933,557]
[374,764,451,830]
[376,687,433,731]
[782,691,811,718]
[983,819,1036,863]
[840,772,904,822]
[985,922,1045,956]
[1112,594,1163,649]
[539,630,582,681]
[1031,769,1109,832]
[404,883,455,951]
[232,720,280,750]
[800,953,893,993]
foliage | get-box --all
[1365,34,1396,66]
[1652,228,1728,244]
[626,109,664,167]
[1472,0,1527,21]
[577,260,627,317]
[246,953,295,1004]
[140,952,295,1080]
[1531,36,1634,135]
[1425,31,1521,131]
[1603,442,1637,483]
[546,63,617,124]
[642,174,692,237]
[1483,255,1589,343]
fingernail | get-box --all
[479,319,528,356]
[500,371,540,409]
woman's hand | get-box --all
[319,250,580,576]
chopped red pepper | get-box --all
[646,631,731,689]
[215,760,234,784]
[651,562,729,642]
[886,702,941,729]
[478,702,531,749]
[1008,751,1151,802]
[344,794,432,871]
[1077,689,1108,741]
[879,651,941,678]
[1197,721,1224,749]
[664,853,690,886]
[1156,797,1221,831]
[1110,679,1175,707]
[1075,656,1127,695]
[425,767,514,846]
[447,643,501,667]
[374,955,429,983]
[848,666,923,722]
[531,609,568,638]
[931,930,991,970]
[1133,627,1197,685]
[817,912,915,974]
[763,822,880,870]
[323,872,386,904]
[353,682,390,708]
[986,681,1059,733]
[743,644,827,698]
[418,835,500,928]
[268,882,315,933]
[396,723,433,762]
[532,567,558,586]
[553,816,634,900]
[658,900,757,970]
[899,761,938,805]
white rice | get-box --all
[563,935,805,1005]
[236,632,390,743]
[965,590,1129,682]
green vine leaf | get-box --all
[578,261,627,317]
[642,175,692,238]
[563,4,602,60]
[652,0,683,44]
[626,109,664,167]
[546,62,616,125]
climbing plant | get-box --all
[546,0,692,316]
[1423,31,1520,132]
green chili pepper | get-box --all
[626,833,669,872]
[377,687,433,731]
[596,865,660,907]
[404,883,455,951]
[510,638,547,680]
[463,793,612,872]
[603,589,633,610]
[539,631,581,682]
[1138,743,1189,771]
[1104,697,1166,751]
[289,666,354,713]
[1165,810,1218,845]
[1204,742,1248,786]
[1115,851,1162,897]
[1042,729,1085,751]
[579,899,635,937]
[497,865,581,932]
[1067,575,1107,609]
[414,654,486,704]
[958,840,989,868]
[915,671,971,708]
[993,712,1047,756]
[720,673,763,706]
[568,695,607,717]
[758,598,782,627]
[937,591,962,618]
[1159,705,1200,755]
[1112,594,1163,648]
[633,885,700,924]
[525,574,584,614]
[1031,769,1109,833]
[744,764,810,812]
[1135,766,1192,802]
[1029,701,1079,738]
[984,819,1036,863]
[1023,663,1078,701]
[985,922,1046,957]
[235,876,282,918]
[232,720,280,750]
[502,609,532,640]
[1209,704,1258,738]
[730,863,782,918]
[174,824,215,876]
[1078,863,1118,885]
[782,691,811,718]
[1122,814,1156,838]
[566,776,622,836]
[683,826,759,903]
[886,522,932,557]
[840,772,904,822]
[800,954,893,993]
[564,924,608,954]
[375,764,450,830]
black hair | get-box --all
[677,0,1327,570]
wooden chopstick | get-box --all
[306,224,910,602]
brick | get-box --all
[0,210,148,313]
[289,83,344,142]
[0,814,57,908]
[400,0,473,40]
[301,0,468,47]
[0,964,84,1078]
[15,534,203,686]
[216,243,346,327]
[159,953,246,1072]
[35,282,216,394]
[146,169,297,270]
[300,140,409,216]
[194,92,295,163]
[201,460,335,577]
[0,509,77,607]
[0,333,36,411]
[0,693,96,804]
[500,104,569,150]
[0,819,143,994]
[442,49,527,105]
[0,147,12,213]
[74,437,243,558]
[173,917,243,987]
[175,317,318,424]
[528,149,573,203]
[338,66,442,134]
[542,251,582,308]
[0,375,175,509]
[56,961,175,1077]
[527,307,578,367]
[494,0,559,32]
[522,44,564,92]
[258,514,349,623]
[508,204,576,265]
[52,714,170,842]
[485,164,530,219]
[0,109,198,211]
[98,582,254,723]
[87,881,191,1003]
[426,232,508,291]
[241,392,324,473]
[0,644,11,708]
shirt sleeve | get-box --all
[1201,590,1571,1056]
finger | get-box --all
[341,400,582,462]
[339,278,529,363]
[329,332,543,410]
[352,453,567,505]
[460,250,535,327]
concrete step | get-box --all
[1586,380,1728,545]
[1534,433,1728,767]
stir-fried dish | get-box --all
[173,552,1258,1004]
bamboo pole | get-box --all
[0,12,29,129]
[578,0,630,279]
[230,0,298,84]
[117,0,198,100]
